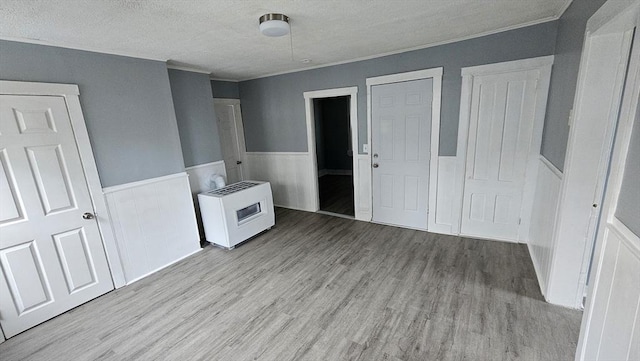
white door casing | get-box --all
[370,79,432,230]
[0,93,114,337]
[303,87,359,217]
[366,68,443,230]
[454,56,553,242]
[546,5,638,308]
[576,1,640,359]
[213,98,246,184]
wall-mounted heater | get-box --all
[198,181,274,249]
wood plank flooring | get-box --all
[0,208,582,361]
[319,174,355,216]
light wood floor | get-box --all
[0,208,582,361]
[319,174,355,216]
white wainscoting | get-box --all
[103,173,201,284]
[429,156,457,234]
[527,156,563,296]
[354,154,372,221]
[579,218,640,360]
[244,152,316,211]
[185,160,227,195]
[185,160,227,239]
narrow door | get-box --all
[213,99,246,184]
[371,79,431,230]
[0,95,114,338]
[460,70,539,240]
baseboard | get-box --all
[125,248,202,285]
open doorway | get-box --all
[314,96,355,217]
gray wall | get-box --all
[239,21,557,154]
[0,40,185,187]
[541,0,608,170]
[211,80,240,99]
[615,105,640,236]
[316,97,352,171]
[169,69,223,167]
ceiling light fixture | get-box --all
[259,13,290,37]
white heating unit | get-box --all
[198,181,275,249]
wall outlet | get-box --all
[363,144,369,153]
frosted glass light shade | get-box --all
[259,14,290,37]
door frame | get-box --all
[366,68,443,228]
[547,0,638,309]
[451,56,554,242]
[575,0,640,356]
[213,98,246,181]
[0,80,126,288]
[303,87,358,217]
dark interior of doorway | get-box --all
[314,96,354,217]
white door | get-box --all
[460,69,541,241]
[576,5,640,359]
[0,95,113,338]
[371,79,431,230]
[214,99,246,184]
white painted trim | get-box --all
[518,59,554,243]
[586,0,639,33]
[166,63,211,74]
[0,80,126,288]
[125,248,202,285]
[366,67,444,230]
[185,160,225,171]
[103,172,187,194]
[452,56,554,240]
[303,86,359,217]
[365,68,443,87]
[547,7,637,308]
[0,80,79,96]
[209,76,239,82]
[238,17,559,82]
[576,4,640,355]
[539,154,563,179]
[461,55,554,76]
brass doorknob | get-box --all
[82,212,95,220]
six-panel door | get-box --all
[0,95,113,338]
[371,79,432,230]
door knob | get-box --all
[372,163,379,168]
[236,161,242,165]
[373,153,379,158]
[82,212,95,220]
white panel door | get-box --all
[0,95,113,338]
[460,70,539,240]
[371,79,431,230]
[214,99,246,184]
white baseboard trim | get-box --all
[125,248,202,285]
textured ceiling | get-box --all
[0,0,570,81]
